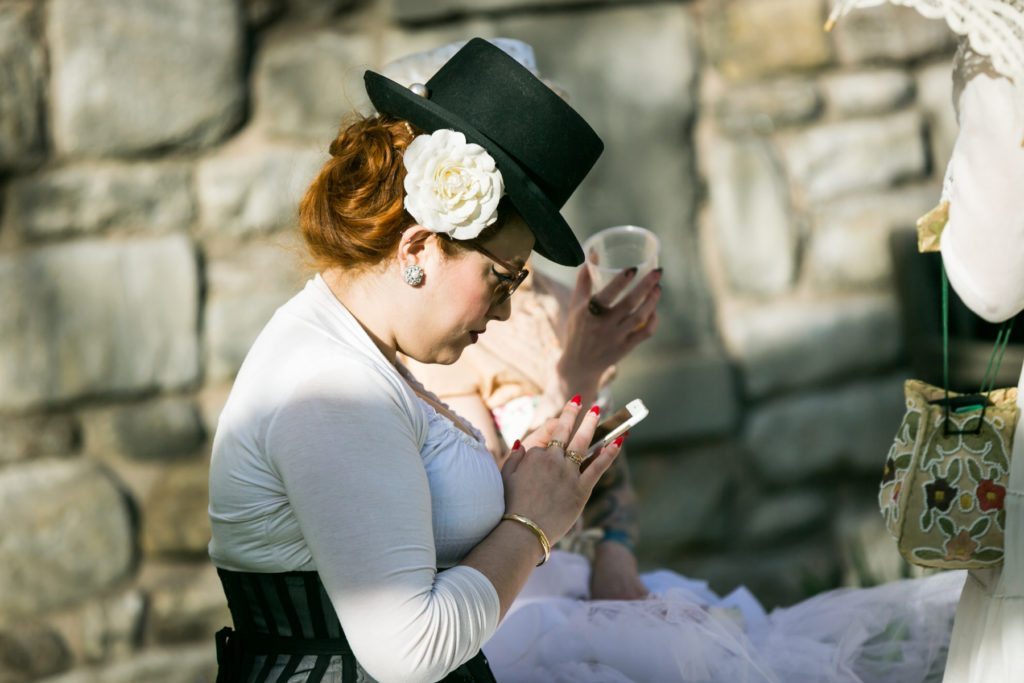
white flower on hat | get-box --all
[403,129,505,240]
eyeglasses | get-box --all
[464,240,529,306]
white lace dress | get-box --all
[409,369,963,682]
[937,39,1024,683]
[484,550,962,682]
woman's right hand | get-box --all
[500,397,624,544]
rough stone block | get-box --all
[36,644,216,683]
[613,348,739,445]
[742,490,831,544]
[141,563,231,644]
[831,4,955,65]
[0,460,133,617]
[48,0,244,155]
[141,461,212,558]
[82,397,205,462]
[197,142,325,237]
[807,185,939,291]
[820,68,915,117]
[714,78,822,133]
[380,23,501,68]
[780,110,927,203]
[391,0,633,22]
[916,58,957,176]
[835,499,917,586]
[0,623,71,681]
[706,134,797,296]
[204,240,306,381]
[0,3,45,169]
[243,0,361,25]
[255,29,375,140]
[0,414,79,465]
[197,384,232,440]
[662,537,840,609]
[79,590,145,663]
[284,0,359,20]
[744,374,907,484]
[0,236,200,410]
[720,293,902,398]
[245,0,284,27]
[703,0,832,81]
[5,163,194,240]
[631,442,742,551]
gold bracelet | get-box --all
[501,513,551,567]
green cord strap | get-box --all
[942,264,950,398]
[941,265,1016,400]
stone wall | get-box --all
[0,0,956,680]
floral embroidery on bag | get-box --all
[882,457,897,484]
[944,529,979,562]
[925,477,957,512]
[880,380,1018,569]
[976,479,1006,512]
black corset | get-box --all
[215,569,497,683]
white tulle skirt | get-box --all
[484,551,964,683]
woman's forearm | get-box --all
[460,518,550,620]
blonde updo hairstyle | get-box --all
[299,115,509,272]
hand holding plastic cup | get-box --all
[582,225,660,307]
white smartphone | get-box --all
[587,399,648,456]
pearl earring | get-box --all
[403,264,424,287]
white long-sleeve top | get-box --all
[208,274,504,683]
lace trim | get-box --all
[827,0,1024,86]
[395,361,487,449]
[421,399,487,450]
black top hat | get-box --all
[364,38,604,266]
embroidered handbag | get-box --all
[880,268,1019,569]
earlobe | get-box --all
[402,264,425,287]
[397,226,434,287]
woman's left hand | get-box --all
[589,541,648,600]
[558,266,661,394]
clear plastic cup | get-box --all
[582,225,660,305]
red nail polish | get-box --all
[613,436,625,448]
[512,439,521,451]
[589,405,601,416]
[570,394,582,406]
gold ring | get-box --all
[565,449,585,466]
[546,439,567,451]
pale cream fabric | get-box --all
[939,57,1024,683]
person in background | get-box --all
[391,40,661,601]
[828,2,1024,679]
[385,38,962,683]
[936,38,1024,683]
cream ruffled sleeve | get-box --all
[941,69,1024,323]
